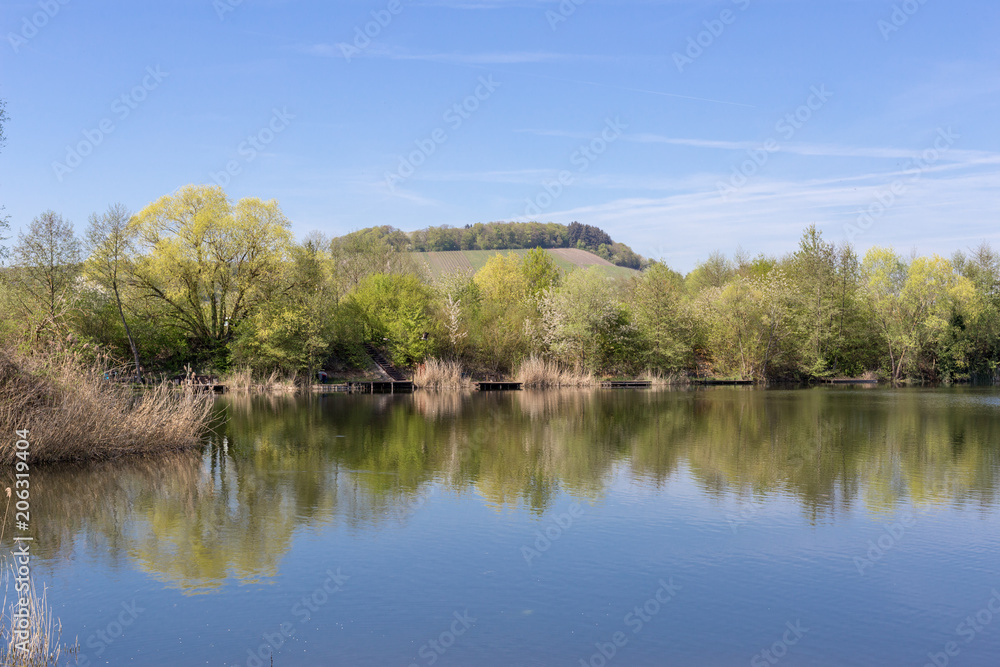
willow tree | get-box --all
[129,185,292,360]
[862,248,979,382]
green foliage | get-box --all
[349,273,435,366]
[474,252,529,305]
[522,247,562,296]
[465,253,532,374]
[231,240,336,375]
[695,271,795,380]
[12,195,1000,386]
[631,262,694,371]
[540,267,640,373]
[861,248,978,382]
[685,250,735,295]
[130,185,293,365]
[9,211,82,339]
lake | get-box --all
[7,387,1000,666]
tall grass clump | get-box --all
[639,369,689,386]
[414,358,471,389]
[0,560,72,666]
[0,346,213,464]
[219,367,300,394]
[515,356,595,388]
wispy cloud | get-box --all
[539,165,1000,268]
[301,42,596,64]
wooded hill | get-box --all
[403,221,646,269]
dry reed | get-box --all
[219,367,300,394]
[414,359,472,390]
[0,559,73,666]
[0,347,214,465]
[515,356,595,388]
[639,370,688,386]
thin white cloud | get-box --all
[301,42,597,64]
[537,166,1000,268]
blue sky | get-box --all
[1,0,997,271]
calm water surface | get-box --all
[8,387,1000,666]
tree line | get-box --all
[409,221,645,270]
[2,184,999,383]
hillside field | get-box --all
[409,248,639,281]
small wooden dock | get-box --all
[600,381,652,388]
[348,381,414,394]
[475,382,523,391]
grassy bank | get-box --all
[0,347,213,464]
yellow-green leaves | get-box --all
[474,252,529,306]
[862,248,979,381]
[129,185,292,352]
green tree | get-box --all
[474,252,529,304]
[521,247,561,297]
[685,250,735,295]
[540,267,638,373]
[11,210,82,337]
[469,253,532,374]
[129,185,292,364]
[330,226,414,300]
[695,271,794,381]
[861,248,979,382]
[349,273,435,366]
[785,226,840,376]
[631,262,693,371]
[232,234,337,376]
[85,203,143,380]
[953,243,1000,380]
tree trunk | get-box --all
[113,282,143,383]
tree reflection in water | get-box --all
[5,387,998,592]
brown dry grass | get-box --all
[414,358,472,389]
[515,356,595,388]
[639,369,689,386]
[0,347,214,465]
[219,367,300,394]
[0,559,71,666]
